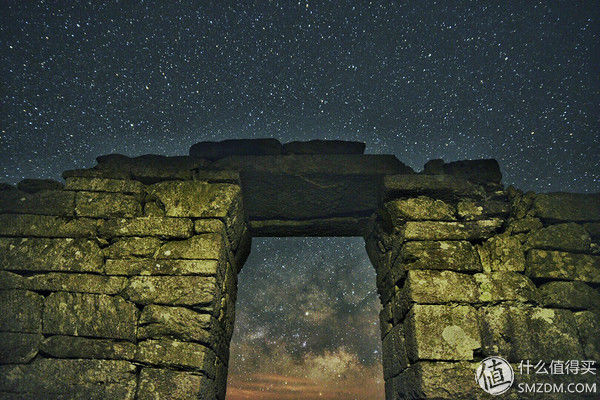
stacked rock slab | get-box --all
[367,162,600,399]
[1,138,599,399]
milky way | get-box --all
[1,2,598,399]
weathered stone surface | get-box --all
[41,335,136,360]
[526,249,600,283]
[584,222,600,239]
[156,234,224,259]
[474,272,538,303]
[43,292,137,340]
[105,258,221,276]
[137,367,215,400]
[103,237,162,258]
[0,189,74,216]
[574,311,600,360]
[532,192,600,221]
[0,290,43,333]
[404,304,481,361]
[383,196,455,224]
[17,179,64,193]
[401,270,478,307]
[124,276,217,306]
[392,361,480,400]
[62,167,131,180]
[138,305,212,342]
[384,174,485,201]
[190,138,284,159]
[136,339,216,377]
[442,158,502,184]
[0,359,137,399]
[98,217,193,238]
[65,177,144,193]
[249,216,370,237]
[382,323,409,379]
[402,219,502,240]
[214,154,408,175]
[538,281,600,310]
[283,139,365,154]
[0,238,103,273]
[193,168,240,183]
[0,214,97,237]
[479,305,583,361]
[0,271,126,294]
[194,218,227,235]
[241,171,380,221]
[148,181,241,219]
[397,240,482,272]
[457,198,509,220]
[478,234,526,272]
[95,153,208,181]
[525,222,592,252]
[0,332,41,363]
[506,216,543,233]
[75,191,141,217]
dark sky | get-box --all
[1,1,599,399]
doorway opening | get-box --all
[226,237,384,400]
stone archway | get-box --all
[1,139,598,399]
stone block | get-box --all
[103,237,162,258]
[538,281,600,310]
[474,272,538,303]
[584,222,600,240]
[98,217,194,238]
[65,177,143,193]
[94,153,208,181]
[525,222,592,252]
[105,258,221,276]
[526,249,600,283]
[404,304,481,361]
[136,339,216,377]
[283,139,365,154]
[41,335,136,360]
[574,311,600,361]
[124,276,218,306]
[381,323,409,379]
[75,192,141,218]
[190,138,284,159]
[43,292,137,341]
[384,174,485,201]
[157,234,225,260]
[0,290,43,333]
[0,189,74,216]
[147,181,241,218]
[0,214,97,237]
[0,332,41,363]
[479,305,583,362]
[0,359,137,399]
[442,158,502,184]
[402,219,502,240]
[478,234,526,272]
[532,192,600,222]
[506,216,543,234]
[16,179,64,193]
[393,361,480,400]
[457,198,510,220]
[0,272,126,294]
[0,237,103,273]
[137,367,216,400]
[383,196,456,224]
[138,305,212,343]
[398,240,482,272]
[249,216,370,236]
[401,269,478,306]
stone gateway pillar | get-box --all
[1,139,598,400]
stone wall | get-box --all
[1,139,599,399]
[367,166,600,399]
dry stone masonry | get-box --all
[0,138,598,399]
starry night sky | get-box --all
[1,2,599,399]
